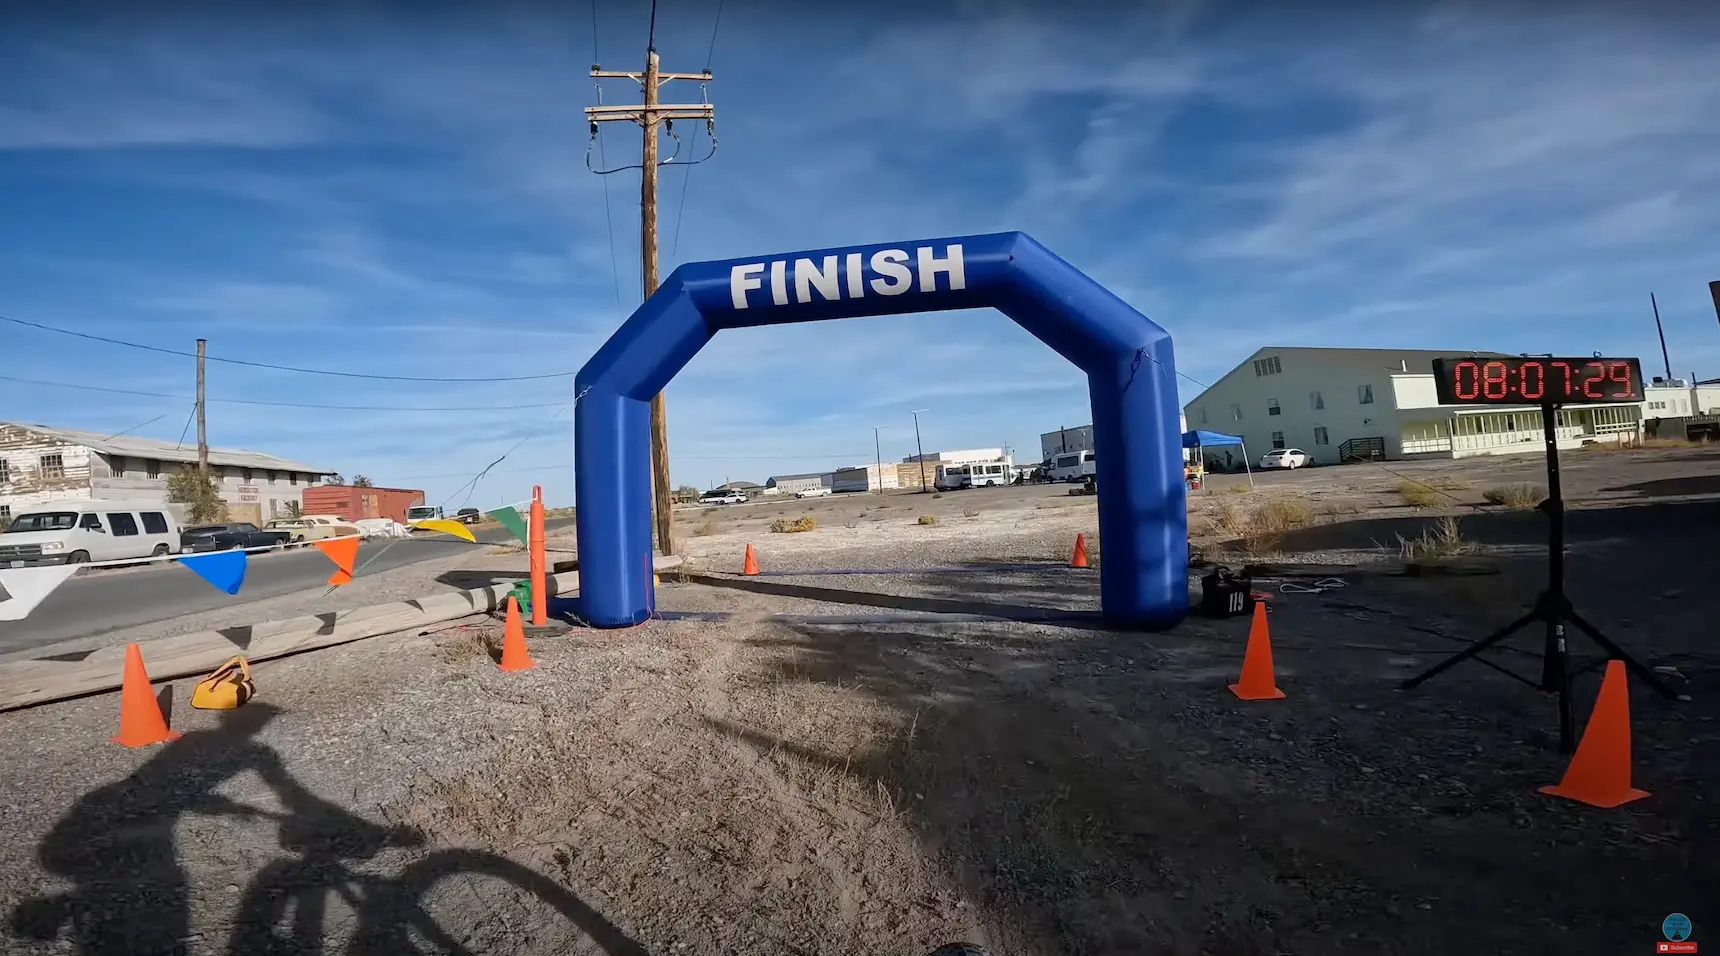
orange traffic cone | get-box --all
[498,596,536,672]
[1229,602,1286,700]
[742,544,760,576]
[112,643,181,747]
[1070,534,1089,568]
[1539,660,1648,808]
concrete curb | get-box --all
[0,556,683,713]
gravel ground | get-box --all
[0,449,1713,955]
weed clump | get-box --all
[1482,484,1546,510]
[770,517,817,534]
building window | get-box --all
[147,460,160,479]
[289,472,299,485]
[1314,426,1329,446]
[1271,431,1286,449]
[1230,403,1243,421]
[0,504,9,521]
[111,456,128,476]
[1267,398,1281,416]
[1252,356,1282,377]
[40,454,65,480]
[0,460,8,484]
[242,468,254,482]
[1357,384,1375,405]
[1310,391,1324,410]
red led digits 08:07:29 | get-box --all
[1429,357,1644,407]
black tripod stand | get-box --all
[1400,402,1678,753]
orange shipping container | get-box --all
[300,485,426,525]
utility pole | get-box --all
[1651,293,1673,383]
[872,425,888,495]
[587,49,714,558]
[195,338,209,478]
[910,408,929,492]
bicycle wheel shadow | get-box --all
[8,702,644,956]
[9,703,301,955]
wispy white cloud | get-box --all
[3,1,1718,503]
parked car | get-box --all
[794,486,833,499]
[270,514,362,541]
[455,507,482,524]
[0,499,181,566]
[700,490,748,505]
[181,522,295,553]
[1259,448,1311,470]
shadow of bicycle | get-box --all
[9,703,644,956]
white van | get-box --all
[957,461,1013,488]
[1047,450,1096,483]
[0,498,182,567]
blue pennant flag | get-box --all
[179,549,248,595]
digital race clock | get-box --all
[1430,356,1644,406]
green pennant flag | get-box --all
[485,506,529,545]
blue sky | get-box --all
[3,0,1718,507]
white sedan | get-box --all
[1259,448,1311,470]
[794,486,833,499]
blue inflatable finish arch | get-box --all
[574,232,1188,630]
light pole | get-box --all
[872,424,888,495]
[909,408,930,492]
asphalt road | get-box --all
[0,520,573,656]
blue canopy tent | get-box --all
[1181,429,1253,489]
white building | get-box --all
[901,447,1005,466]
[1643,379,1720,420]
[1181,347,1646,465]
[764,471,834,495]
[0,422,334,525]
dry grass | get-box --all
[1213,496,1318,554]
[770,517,817,534]
[1585,435,1699,451]
[962,508,980,519]
[916,515,940,526]
[1396,476,1467,508]
[1481,484,1546,510]
[435,626,498,664]
[1397,515,1473,562]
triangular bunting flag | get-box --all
[485,506,528,545]
[314,537,361,586]
[412,519,477,543]
[0,565,81,621]
[179,549,248,595]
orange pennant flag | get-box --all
[314,536,361,586]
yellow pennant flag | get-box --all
[413,519,477,543]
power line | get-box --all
[590,0,626,311]
[669,0,724,259]
[0,373,570,412]
[0,312,574,383]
